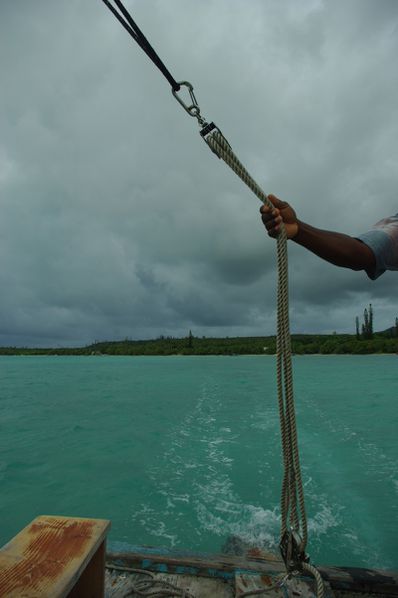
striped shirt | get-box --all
[357,214,398,279]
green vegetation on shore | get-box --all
[1,331,397,356]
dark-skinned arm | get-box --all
[260,194,376,273]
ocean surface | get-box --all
[0,354,397,570]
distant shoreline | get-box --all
[1,332,397,356]
[1,352,397,357]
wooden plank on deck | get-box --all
[0,515,110,598]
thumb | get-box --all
[267,194,286,209]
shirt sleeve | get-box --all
[356,214,398,280]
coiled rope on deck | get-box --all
[105,564,196,597]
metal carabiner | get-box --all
[172,81,206,126]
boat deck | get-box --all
[105,547,398,597]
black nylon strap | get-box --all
[101,0,181,92]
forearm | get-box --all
[293,221,376,271]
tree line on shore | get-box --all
[1,331,397,356]
[1,305,397,356]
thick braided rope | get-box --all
[303,562,326,598]
[206,130,324,598]
[207,130,304,531]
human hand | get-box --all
[260,194,299,239]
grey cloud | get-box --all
[0,0,397,346]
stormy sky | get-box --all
[1,0,397,347]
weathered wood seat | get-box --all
[0,515,111,597]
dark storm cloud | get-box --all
[0,0,397,346]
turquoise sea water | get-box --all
[0,354,397,570]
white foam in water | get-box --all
[307,502,340,537]
[197,479,346,557]
[196,499,280,552]
[131,503,179,547]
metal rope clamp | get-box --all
[280,529,310,573]
[200,122,226,158]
